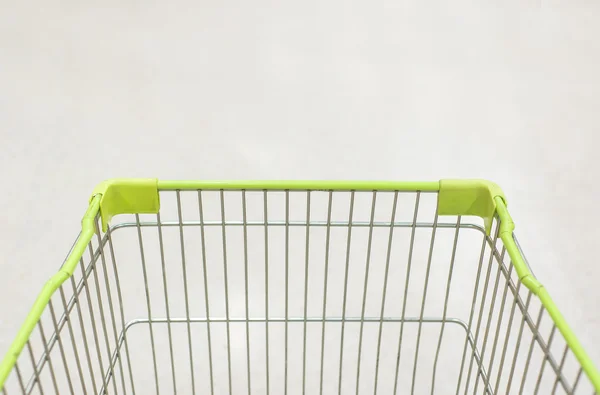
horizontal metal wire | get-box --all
[100,316,494,395]
[122,315,473,325]
[112,220,483,230]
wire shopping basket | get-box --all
[0,179,598,394]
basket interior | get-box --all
[2,189,596,394]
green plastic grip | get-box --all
[92,178,161,232]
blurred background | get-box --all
[1,0,599,390]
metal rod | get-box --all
[94,218,127,395]
[111,219,486,230]
[571,367,583,393]
[220,190,234,395]
[37,320,59,393]
[505,291,533,393]
[518,305,545,394]
[455,234,488,395]
[394,192,421,395]
[462,224,500,395]
[373,191,399,395]
[119,315,479,326]
[83,245,113,395]
[430,216,461,394]
[356,191,378,395]
[176,191,196,395]
[25,340,43,395]
[106,229,136,395]
[302,191,311,395]
[483,261,513,394]
[109,316,491,395]
[284,190,290,395]
[47,300,75,395]
[492,278,521,395]
[533,325,557,394]
[67,274,98,395]
[411,209,439,395]
[198,191,215,394]
[242,190,252,395]
[337,191,355,395]
[135,214,160,395]
[318,191,333,395]
[263,190,271,395]
[156,212,177,395]
[550,345,570,394]
[472,246,507,395]
[15,361,27,393]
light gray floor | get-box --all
[1,1,599,393]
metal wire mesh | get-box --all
[1,188,596,394]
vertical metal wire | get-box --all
[318,191,334,395]
[410,208,439,395]
[492,278,522,395]
[284,190,290,395]
[67,275,98,395]
[355,191,378,395]
[454,233,489,395]
[94,219,128,395]
[47,300,76,395]
[533,325,557,394]
[197,191,215,394]
[518,306,545,394]
[37,320,59,394]
[135,214,160,395]
[176,191,196,395]
[393,191,420,395]
[461,225,500,395]
[80,250,112,395]
[242,190,252,395]
[263,190,271,395]
[15,363,27,393]
[55,292,87,395]
[483,262,514,393]
[337,191,355,395]
[430,216,461,395]
[87,241,119,395]
[220,190,234,395]
[26,341,43,394]
[505,291,533,394]
[156,212,177,395]
[373,191,399,395]
[106,231,136,395]
[551,345,570,394]
[472,246,507,395]
[302,191,311,395]
[571,367,583,393]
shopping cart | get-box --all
[0,179,598,394]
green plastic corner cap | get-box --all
[91,179,160,232]
[438,179,506,235]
